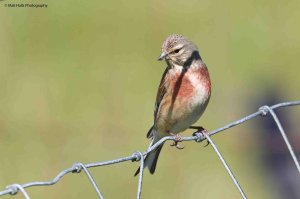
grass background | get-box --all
[0,0,300,198]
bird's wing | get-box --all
[154,66,169,121]
[146,66,170,138]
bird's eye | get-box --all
[174,48,181,53]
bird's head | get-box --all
[158,34,199,66]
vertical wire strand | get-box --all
[263,106,300,173]
[203,133,247,199]
[17,186,30,199]
[136,152,144,199]
[73,163,104,199]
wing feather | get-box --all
[146,66,170,138]
[154,66,170,121]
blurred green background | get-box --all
[0,0,300,198]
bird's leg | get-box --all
[190,126,210,147]
[170,133,184,149]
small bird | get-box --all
[135,34,211,176]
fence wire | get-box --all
[0,101,300,199]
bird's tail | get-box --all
[134,127,164,176]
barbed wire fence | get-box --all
[0,101,300,199]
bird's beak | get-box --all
[158,52,167,61]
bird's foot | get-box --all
[170,134,184,149]
[191,126,210,147]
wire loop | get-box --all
[193,132,205,142]
[258,105,270,116]
[132,151,143,162]
[6,184,30,199]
